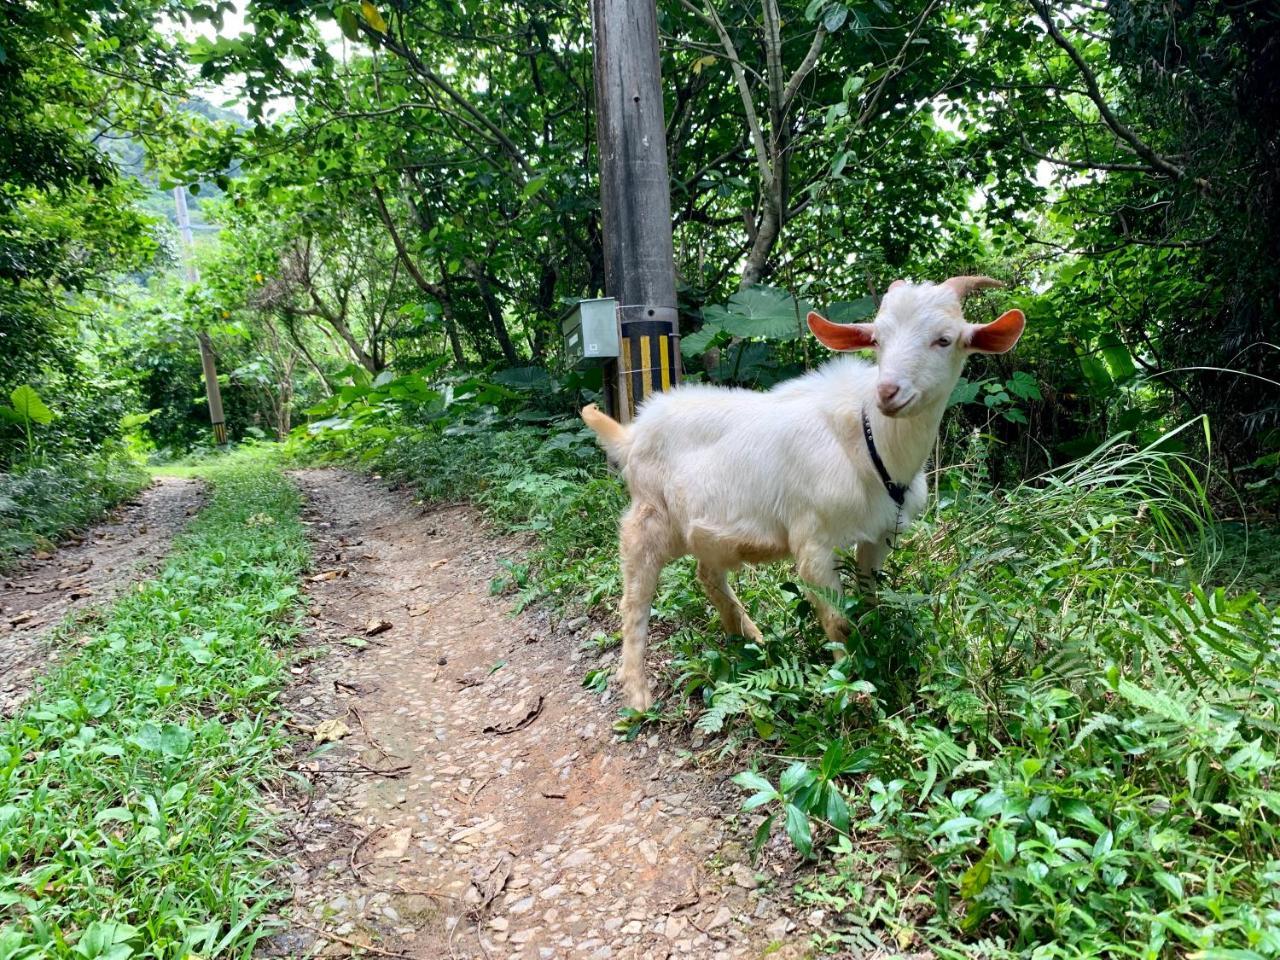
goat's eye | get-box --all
[934,336,952,348]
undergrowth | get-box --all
[0,451,306,958]
[0,446,149,570]
[299,412,1280,959]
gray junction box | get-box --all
[562,298,620,366]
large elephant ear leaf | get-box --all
[9,385,53,425]
[705,285,812,340]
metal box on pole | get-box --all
[562,298,620,365]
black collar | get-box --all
[861,409,907,507]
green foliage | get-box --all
[0,452,307,957]
[303,398,1280,958]
[0,448,148,570]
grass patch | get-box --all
[0,449,149,570]
[0,450,307,958]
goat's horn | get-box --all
[942,275,1004,299]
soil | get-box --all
[0,476,203,715]
[269,469,820,960]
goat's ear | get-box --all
[965,308,1025,354]
[807,312,875,351]
[888,279,907,292]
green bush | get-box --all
[0,447,149,569]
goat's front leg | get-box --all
[855,538,892,593]
[795,544,849,656]
[617,503,670,711]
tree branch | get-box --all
[681,0,772,189]
[371,183,447,300]
[1028,0,1205,187]
[781,25,827,110]
[1017,134,1164,173]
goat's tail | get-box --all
[581,404,631,465]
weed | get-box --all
[0,451,307,958]
[0,446,148,570]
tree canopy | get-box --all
[0,0,1276,490]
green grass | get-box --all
[0,448,149,570]
[300,411,1280,959]
[0,451,307,959]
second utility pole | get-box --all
[173,185,227,445]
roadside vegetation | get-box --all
[0,455,306,957]
[296,378,1280,958]
[3,0,1280,957]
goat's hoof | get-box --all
[622,679,653,712]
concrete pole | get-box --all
[173,186,227,445]
[590,0,680,422]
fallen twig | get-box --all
[293,921,414,959]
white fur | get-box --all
[589,280,1020,710]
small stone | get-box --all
[766,917,793,939]
[509,896,536,915]
[488,917,509,932]
[729,863,758,889]
[706,906,732,930]
[638,839,659,866]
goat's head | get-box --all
[806,276,1026,417]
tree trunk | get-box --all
[465,258,519,365]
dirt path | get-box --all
[272,469,809,960]
[0,476,203,715]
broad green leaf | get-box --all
[779,760,814,795]
[1098,333,1137,382]
[159,723,193,758]
[520,176,548,200]
[9,385,53,425]
[824,785,850,836]
[337,6,360,40]
[784,803,813,858]
[826,297,876,322]
[733,770,775,794]
[990,825,1016,864]
[679,324,722,358]
[702,285,810,340]
[959,855,992,898]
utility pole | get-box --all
[590,0,679,422]
[173,186,227,446]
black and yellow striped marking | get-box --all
[618,321,680,419]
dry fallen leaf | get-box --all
[483,695,544,735]
[309,569,346,583]
[372,826,413,859]
[364,618,392,636]
[430,558,450,569]
[313,718,351,743]
[408,604,430,617]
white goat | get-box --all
[582,276,1025,710]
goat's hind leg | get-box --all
[617,502,672,711]
[696,561,763,643]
